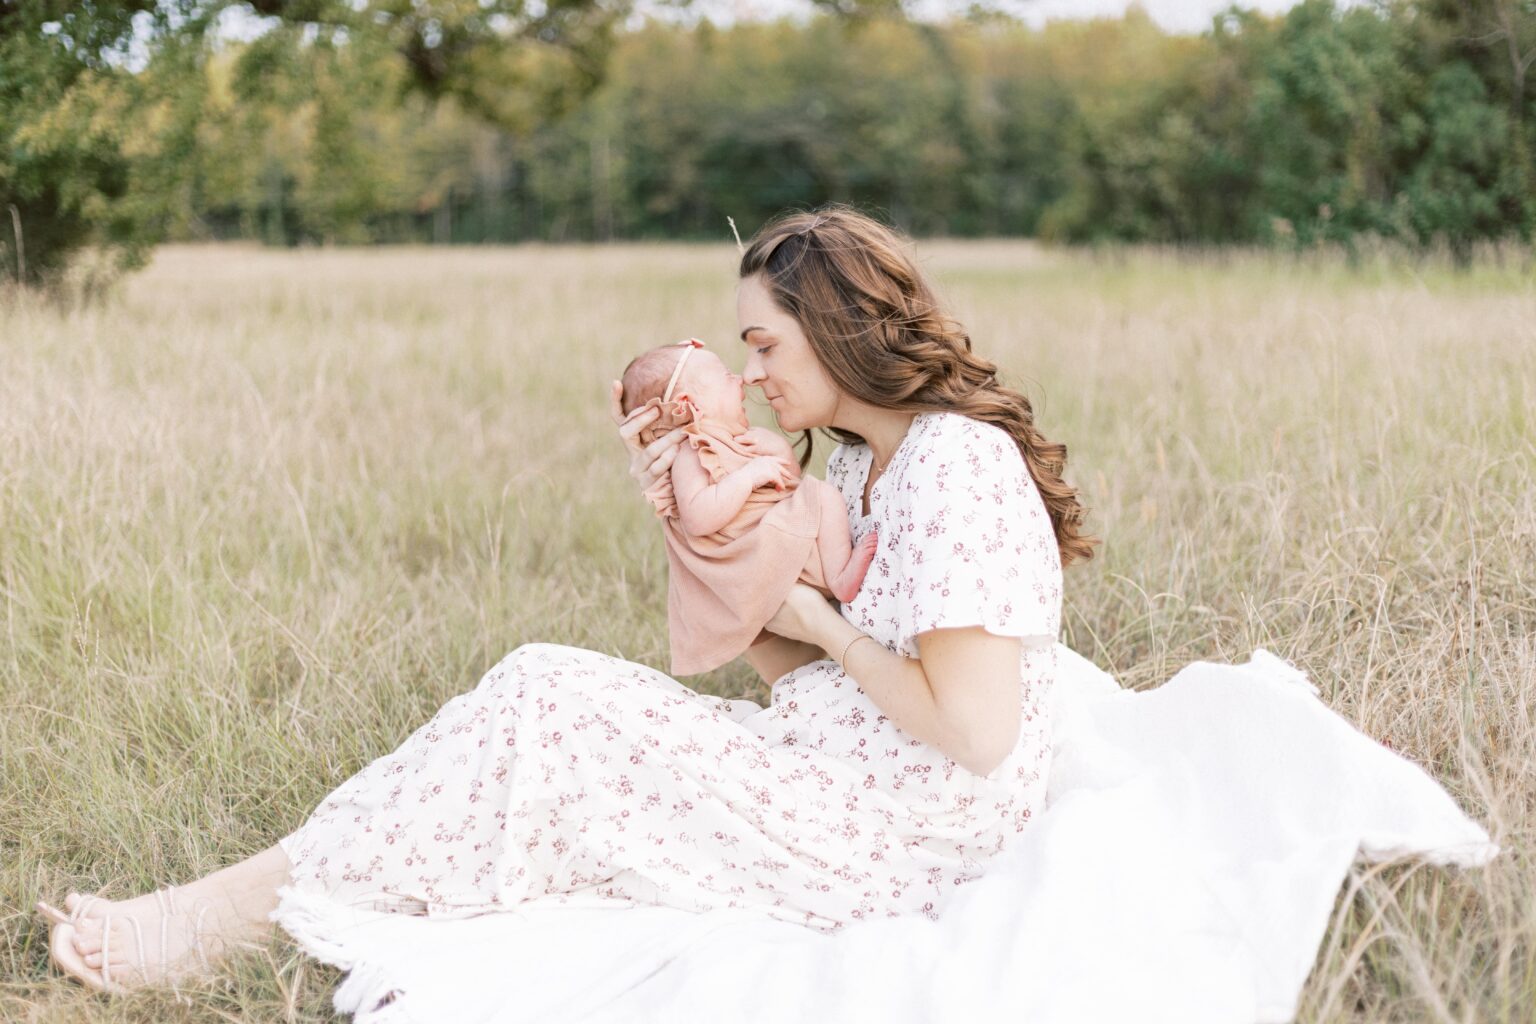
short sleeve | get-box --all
[824,443,856,511]
[886,416,1062,657]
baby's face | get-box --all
[678,350,748,429]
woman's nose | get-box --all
[741,355,765,386]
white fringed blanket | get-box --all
[273,647,1498,1024]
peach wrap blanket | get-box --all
[640,410,831,676]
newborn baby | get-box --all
[620,338,879,675]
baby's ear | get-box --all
[670,397,700,426]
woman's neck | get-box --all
[837,405,917,470]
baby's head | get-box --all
[620,340,748,443]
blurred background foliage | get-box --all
[2,0,1533,287]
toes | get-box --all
[50,926,108,994]
[35,901,70,927]
[85,945,133,969]
[74,926,103,955]
[67,892,107,920]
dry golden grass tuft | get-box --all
[2,241,1531,1021]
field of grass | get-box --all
[2,240,1532,1021]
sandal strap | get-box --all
[157,888,176,985]
[99,909,112,988]
[157,885,214,978]
[192,902,213,973]
[124,912,148,984]
[71,895,100,923]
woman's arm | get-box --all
[765,585,1023,777]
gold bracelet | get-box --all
[837,634,875,674]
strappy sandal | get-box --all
[35,886,213,997]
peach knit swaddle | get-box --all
[638,400,833,676]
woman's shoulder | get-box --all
[903,411,1020,472]
[826,439,861,496]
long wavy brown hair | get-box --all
[738,203,1096,567]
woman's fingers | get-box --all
[609,381,688,492]
[617,406,660,454]
[762,583,825,644]
[608,381,628,427]
[762,597,792,637]
[631,428,687,490]
[634,428,686,471]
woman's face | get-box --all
[736,273,842,433]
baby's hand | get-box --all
[746,455,797,492]
[735,428,795,461]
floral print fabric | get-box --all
[280,412,1063,934]
[830,412,1063,656]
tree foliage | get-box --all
[0,1,212,284]
[182,1,1536,253]
[0,0,646,286]
[4,0,1534,286]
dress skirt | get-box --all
[278,640,1056,935]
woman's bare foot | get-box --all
[39,887,225,992]
[36,844,291,994]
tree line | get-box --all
[3,0,1533,286]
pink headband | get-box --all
[662,338,706,404]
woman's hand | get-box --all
[763,583,841,648]
[609,380,686,492]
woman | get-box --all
[36,206,1092,994]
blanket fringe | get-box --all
[272,886,415,1023]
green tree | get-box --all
[1405,61,1517,256]
[1232,0,1419,243]
[29,0,1534,262]
[1030,9,1217,242]
[1416,0,1536,240]
[1,0,646,287]
[0,1,211,286]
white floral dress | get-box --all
[279,412,1063,934]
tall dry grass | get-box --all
[1,241,1531,1022]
